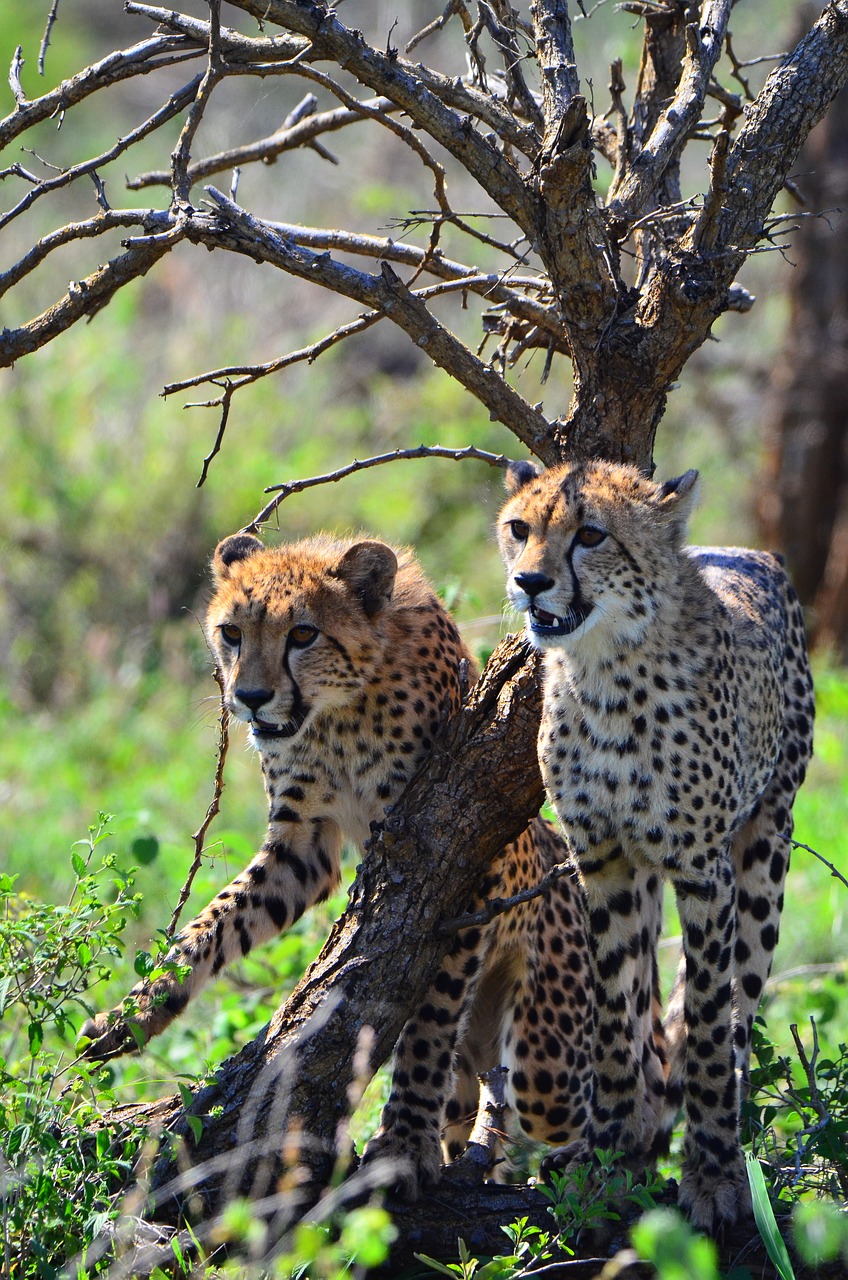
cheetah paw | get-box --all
[359,1127,442,1202]
[678,1152,752,1233]
[537,1139,591,1185]
[77,1010,144,1061]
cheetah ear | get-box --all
[333,541,398,617]
[504,458,542,495]
[654,470,699,525]
[212,533,264,581]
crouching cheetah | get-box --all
[80,531,622,1195]
[498,459,814,1232]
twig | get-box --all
[8,46,26,106]
[791,838,848,894]
[196,383,234,487]
[439,859,576,934]
[0,38,202,152]
[128,94,393,188]
[476,0,544,134]
[0,75,203,232]
[167,310,382,399]
[245,446,511,532]
[170,0,223,207]
[165,667,230,940]
[789,1018,848,1199]
[406,0,471,55]
[38,0,62,77]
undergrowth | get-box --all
[4,820,848,1279]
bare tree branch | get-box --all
[606,1,732,224]
[186,187,557,461]
[127,95,392,189]
[0,77,203,233]
[0,37,202,151]
[244,445,511,532]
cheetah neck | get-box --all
[542,555,714,715]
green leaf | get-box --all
[131,835,160,865]
[414,1254,461,1277]
[185,1115,203,1144]
[28,1021,43,1055]
[746,1154,796,1280]
[71,850,87,878]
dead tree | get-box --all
[4,0,848,1264]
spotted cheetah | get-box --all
[498,459,814,1231]
[80,531,605,1195]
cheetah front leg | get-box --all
[671,849,751,1232]
[79,819,343,1059]
[573,847,654,1167]
[360,912,495,1200]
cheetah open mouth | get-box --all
[251,706,310,740]
[529,601,593,637]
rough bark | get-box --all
[758,10,848,657]
[107,635,545,1219]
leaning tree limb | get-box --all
[104,633,546,1217]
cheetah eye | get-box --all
[509,519,530,542]
[289,624,318,648]
[575,526,607,549]
[219,624,242,646]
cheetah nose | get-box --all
[514,571,555,599]
[236,688,274,712]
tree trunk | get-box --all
[758,10,848,656]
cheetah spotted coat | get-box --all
[499,459,814,1231]
[80,532,614,1195]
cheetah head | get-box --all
[497,459,698,650]
[206,533,398,749]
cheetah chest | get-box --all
[538,653,749,869]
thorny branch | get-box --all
[244,445,511,533]
[165,667,230,941]
[439,858,577,934]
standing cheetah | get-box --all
[80,531,614,1195]
[498,459,814,1231]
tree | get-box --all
[758,5,848,657]
[3,0,848,1264]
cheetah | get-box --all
[498,458,814,1231]
[80,531,605,1195]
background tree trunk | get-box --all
[759,7,848,657]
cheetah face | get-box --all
[497,459,698,652]
[206,534,397,751]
